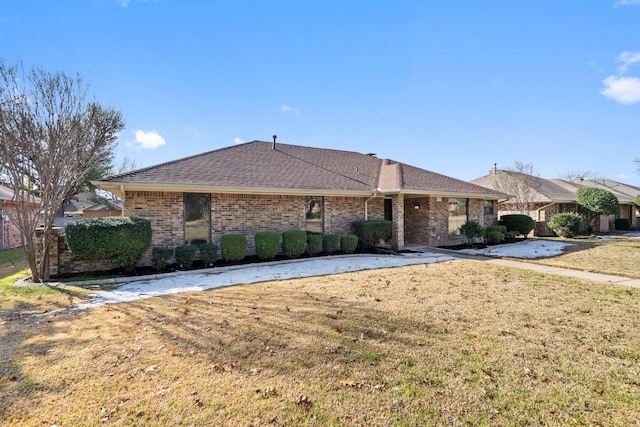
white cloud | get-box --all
[600,75,640,104]
[618,51,640,72]
[114,0,157,7]
[618,173,629,180]
[233,137,245,145]
[614,0,640,6]
[186,126,200,138]
[281,104,300,115]
[132,130,166,149]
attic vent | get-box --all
[366,153,377,157]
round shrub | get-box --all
[341,234,358,254]
[614,218,632,231]
[459,220,485,244]
[485,225,507,235]
[199,242,218,266]
[322,233,340,254]
[175,245,196,268]
[282,230,307,258]
[499,214,535,238]
[151,247,173,270]
[548,212,582,238]
[307,233,323,256]
[255,231,280,260]
[486,230,505,245]
[220,234,247,262]
[351,219,392,249]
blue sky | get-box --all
[2,0,640,185]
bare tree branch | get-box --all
[0,61,124,282]
[492,161,539,216]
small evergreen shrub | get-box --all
[199,242,218,266]
[614,218,632,231]
[486,231,504,245]
[322,233,340,254]
[548,212,582,238]
[504,231,518,243]
[341,234,358,254]
[499,214,535,238]
[220,234,247,262]
[485,225,507,235]
[65,217,152,271]
[459,220,485,244]
[282,230,307,258]
[151,247,173,270]
[351,220,392,249]
[255,231,280,260]
[175,245,196,268]
[307,233,323,256]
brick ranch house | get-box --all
[472,168,640,236]
[93,140,505,265]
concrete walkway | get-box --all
[421,246,640,289]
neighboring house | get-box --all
[93,140,505,263]
[0,184,41,250]
[471,168,640,235]
[54,191,122,227]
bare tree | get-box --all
[0,61,124,282]
[492,161,539,216]
[558,170,602,182]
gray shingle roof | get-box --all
[96,141,504,198]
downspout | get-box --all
[364,192,379,220]
[120,185,125,216]
[1,207,5,251]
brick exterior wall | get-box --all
[40,191,499,276]
[404,197,498,247]
[1,203,24,250]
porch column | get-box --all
[392,194,405,249]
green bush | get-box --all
[151,247,173,270]
[459,220,485,244]
[486,231,504,245]
[485,225,507,235]
[351,220,392,249]
[307,233,323,256]
[614,218,632,231]
[65,217,152,271]
[499,214,535,238]
[341,234,358,254]
[504,231,518,243]
[175,245,196,268]
[255,231,280,260]
[322,233,340,254]
[282,230,307,258]
[548,213,582,238]
[220,234,247,262]
[199,243,218,266]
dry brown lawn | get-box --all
[2,259,640,426]
[527,235,640,279]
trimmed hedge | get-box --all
[499,214,535,238]
[614,218,632,231]
[282,230,307,258]
[351,219,392,249]
[307,233,323,256]
[220,234,247,262]
[199,243,218,266]
[151,247,173,270]
[548,212,582,238]
[486,231,504,245]
[64,217,152,271]
[175,245,196,268]
[322,233,340,254]
[255,231,280,260]
[486,225,507,235]
[341,234,358,254]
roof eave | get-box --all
[92,181,379,198]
